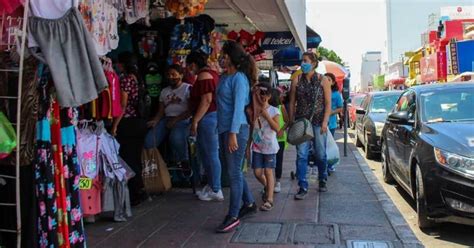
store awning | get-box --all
[204,0,307,50]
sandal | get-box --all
[261,188,267,202]
[260,201,274,211]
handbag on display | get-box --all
[287,76,322,146]
[141,132,172,193]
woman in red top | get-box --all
[186,51,223,202]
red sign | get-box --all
[437,51,447,81]
[420,53,438,82]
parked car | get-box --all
[355,91,402,159]
[381,82,474,229]
[348,93,367,129]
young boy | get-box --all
[248,82,281,211]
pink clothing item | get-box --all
[79,177,102,215]
[0,0,22,14]
[102,71,123,118]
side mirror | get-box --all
[388,111,413,125]
[356,109,366,115]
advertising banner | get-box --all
[456,40,474,73]
[420,53,438,82]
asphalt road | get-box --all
[347,130,474,248]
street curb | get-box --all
[348,140,424,248]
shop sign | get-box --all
[450,41,459,75]
[456,40,474,73]
[441,6,474,20]
[420,53,438,82]
[261,32,295,50]
[437,51,447,81]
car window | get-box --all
[360,96,370,110]
[353,96,365,107]
[421,88,474,123]
[396,91,416,120]
[369,94,400,113]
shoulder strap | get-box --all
[308,73,322,122]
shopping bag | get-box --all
[326,132,340,167]
[0,112,16,159]
[142,147,172,193]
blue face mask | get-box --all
[301,62,313,74]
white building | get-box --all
[360,51,382,92]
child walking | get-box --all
[248,82,281,211]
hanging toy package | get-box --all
[0,112,16,159]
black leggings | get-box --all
[116,118,146,202]
[276,142,285,180]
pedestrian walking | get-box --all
[288,52,332,198]
[269,88,289,193]
[112,52,147,206]
[215,41,257,233]
[185,51,224,202]
[325,73,343,173]
[247,82,281,211]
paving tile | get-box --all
[339,225,398,241]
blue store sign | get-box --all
[261,32,295,50]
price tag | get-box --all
[79,178,92,190]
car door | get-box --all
[389,91,415,186]
[356,95,370,141]
[398,91,417,184]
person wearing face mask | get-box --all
[185,51,223,202]
[288,52,332,199]
[144,64,192,163]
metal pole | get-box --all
[16,1,30,247]
[343,100,348,157]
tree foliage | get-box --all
[317,46,345,66]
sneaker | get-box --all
[294,188,308,200]
[199,190,224,201]
[319,181,328,192]
[196,185,211,197]
[328,166,336,172]
[238,203,257,219]
[216,215,240,233]
[274,182,281,193]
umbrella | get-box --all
[316,60,350,90]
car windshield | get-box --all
[421,87,474,123]
[370,95,399,113]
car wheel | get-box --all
[355,128,363,147]
[364,131,375,159]
[381,140,395,184]
[415,165,436,230]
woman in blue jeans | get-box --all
[215,41,257,233]
[288,52,332,199]
[186,51,223,202]
[145,64,191,162]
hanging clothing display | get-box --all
[28,0,108,108]
[124,0,149,24]
[0,0,21,14]
[227,29,266,61]
[34,67,86,248]
[78,0,120,55]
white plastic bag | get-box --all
[326,132,340,167]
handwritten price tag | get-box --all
[79,178,92,190]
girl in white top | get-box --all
[247,82,280,211]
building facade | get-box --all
[360,51,382,92]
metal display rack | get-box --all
[0,1,30,248]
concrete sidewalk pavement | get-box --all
[85,131,422,248]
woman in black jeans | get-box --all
[112,52,147,206]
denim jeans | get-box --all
[144,117,190,161]
[330,128,336,137]
[197,112,221,192]
[219,124,255,218]
[296,125,328,190]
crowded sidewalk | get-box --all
[84,131,422,248]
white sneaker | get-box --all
[199,190,224,201]
[274,182,281,193]
[196,185,211,197]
